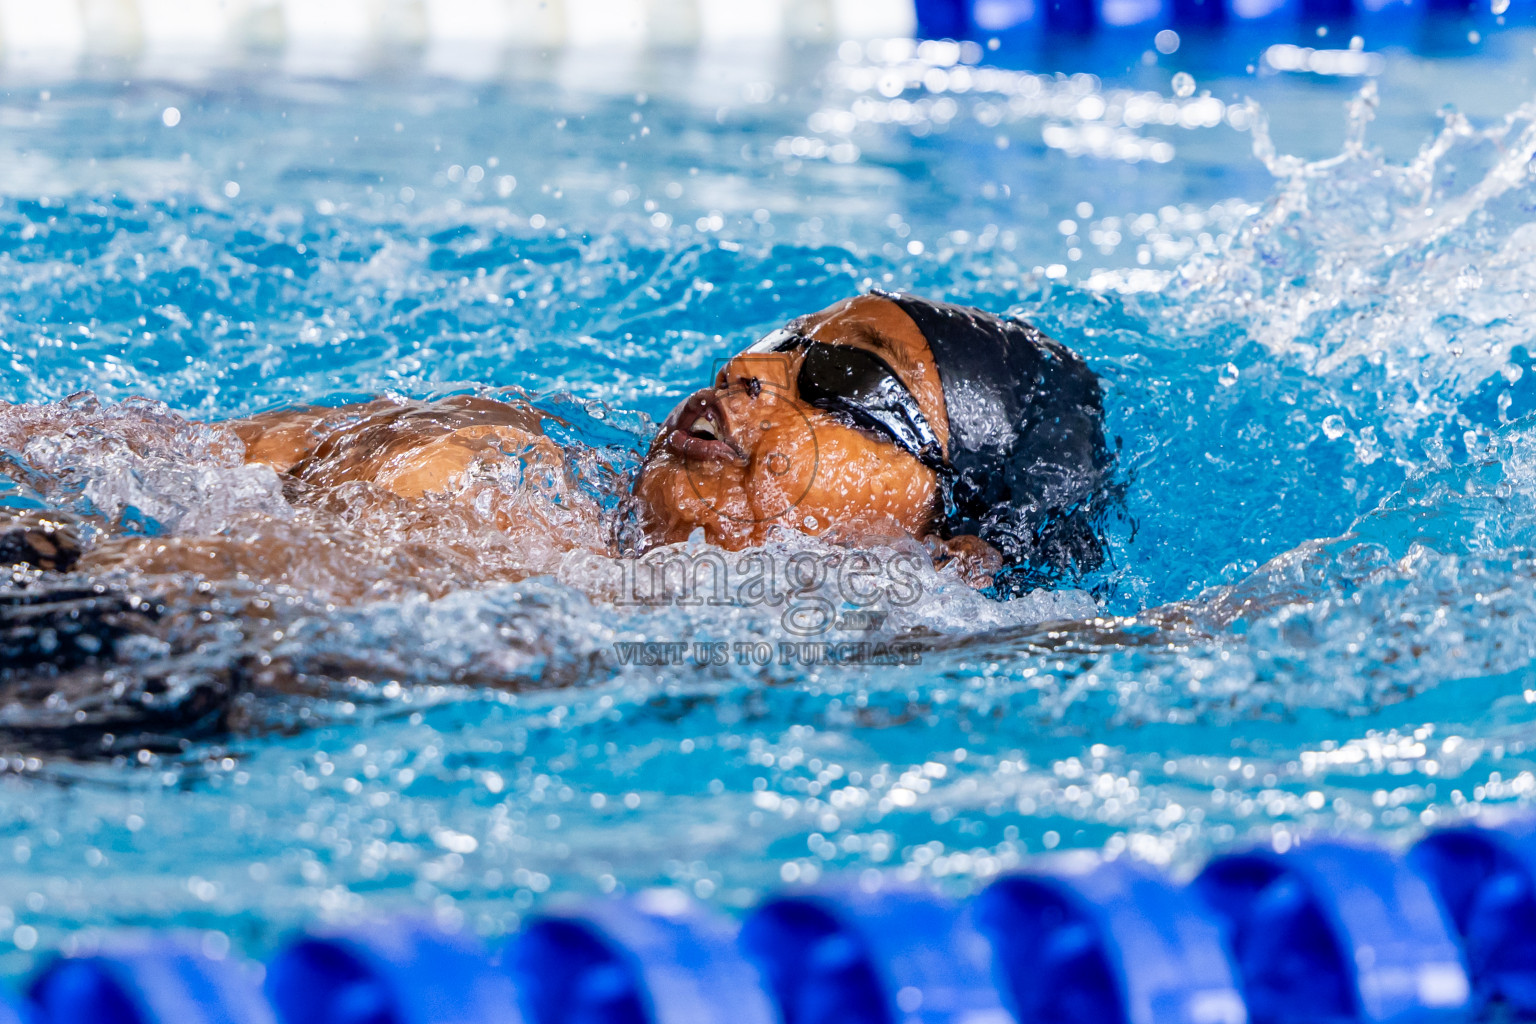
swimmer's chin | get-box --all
[631,459,911,553]
[629,461,759,550]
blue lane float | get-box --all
[510,894,776,1024]
[975,860,1246,1024]
[264,920,521,1024]
[912,0,1484,38]
[1193,842,1471,1024]
[16,818,1536,1024]
[1412,818,1536,1015]
[29,937,274,1024]
[739,882,1006,1024]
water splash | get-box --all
[3,47,1536,969]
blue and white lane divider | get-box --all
[20,817,1536,1024]
[29,937,278,1024]
[914,0,1491,38]
[1195,843,1470,1024]
[742,884,1005,1024]
[1413,819,1536,1017]
[266,920,521,1024]
[977,861,1246,1024]
[515,895,775,1024]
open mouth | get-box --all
[665,394,746,464]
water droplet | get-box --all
[1171,73,1196,99]
[1323,415,1347,440]
[1218,363,1240,386]
[161,106,181,127]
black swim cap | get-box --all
[877,291,1113,591]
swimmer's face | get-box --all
[632,294,950,550]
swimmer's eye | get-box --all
[715,375,763,398]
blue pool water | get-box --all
[5,22,1536,971]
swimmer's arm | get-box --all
[227,395,551,477]
[228,406,339,473]
[229,401,419,473]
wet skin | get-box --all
[231,294,978,560]
[4,295,1001,588]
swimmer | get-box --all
[0,292,1114,597]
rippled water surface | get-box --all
[5,24,1536,969]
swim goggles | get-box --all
[745,328,949,474]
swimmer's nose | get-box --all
[663,388,748,465]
